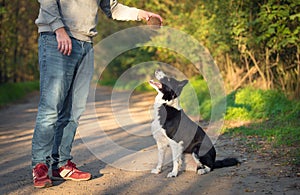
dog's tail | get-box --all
[213,158,240,169]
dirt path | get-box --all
[0,87,299,195]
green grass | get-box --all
[0,81,39,107]
[225,87,298,120]
[223,120,300,165]
[223,120,300,146]
[181,76,211,117]
[222,87,300,165]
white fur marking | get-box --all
[151,130,168,174]
[197,165,211,175]
[167,140,184,177]
[155,70,166,80]
[192,152,203,168]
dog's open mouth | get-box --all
[149,80,162,89]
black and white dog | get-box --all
[149,70,239,177]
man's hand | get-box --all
[55,28,72,56]
[138,10,163,25]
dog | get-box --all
[149,70,239,177]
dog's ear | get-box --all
[179,80,188,88]
[175,79,188,96]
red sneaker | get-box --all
[32,163,52,188]
[51,169,65,181]
[59,160,91,181]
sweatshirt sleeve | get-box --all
[100,0,140,21]
[37,0,65,31]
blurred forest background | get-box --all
[1,0,300,99]
[0,0,300,166]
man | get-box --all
[32,0,162,188]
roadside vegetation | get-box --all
[1,0,299,168]
[0,81,39,107]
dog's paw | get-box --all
[167,172,178,178]
[197,169,207,175]
[197,166,211,175]
[151,168,161,174]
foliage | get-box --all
[180,77,299,121]
[0,81,39,107]
[96,0,300,100]
[99,47,156,83]
[225,87,298,120]
[1,0,300,99]
[180,76,211,118]
[0,0,39,83]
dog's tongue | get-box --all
[149,80,162,89]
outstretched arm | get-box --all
[100,0,163,24]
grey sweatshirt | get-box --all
[35,0,141,42]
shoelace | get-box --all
[67,161,77,169]
[34,165,48,177]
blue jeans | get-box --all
[32,33,94,168]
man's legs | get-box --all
[32,33,79,167]
[32,33,88,186]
